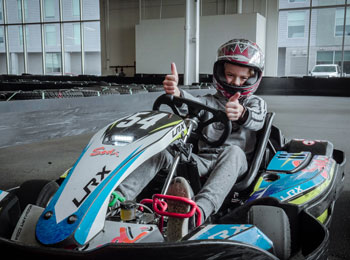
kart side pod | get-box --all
[34,111,187,247]
[218,198,329,260]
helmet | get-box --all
[213,39,264,99]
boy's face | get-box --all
[224,63,250,86]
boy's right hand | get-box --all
[163,62,180,97]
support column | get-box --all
[237,0,242,14]
[184,0,200,85]
[264,0,279,76]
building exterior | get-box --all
[278,0,350,76]
[0,0,101,75]
[1,0,350,77]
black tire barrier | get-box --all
[3,90,85,100]
[2,75,350,100]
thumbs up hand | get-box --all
[225,92,244,121]
[163,62,180,97]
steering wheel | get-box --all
[153,94,231,147]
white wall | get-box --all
[100,0,278,76]
[135,18,185,75]
[136,13,266,75]
[199,13,266,74]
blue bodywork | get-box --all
[189,224,273,252]
[248,152,336,204]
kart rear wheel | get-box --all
[15,180,59,211]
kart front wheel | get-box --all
[15,179,59,211]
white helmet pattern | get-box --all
[213,39,264,99]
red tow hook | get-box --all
[152,194,202,227]
[139,195,202,233]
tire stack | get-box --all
[0,75,211,101]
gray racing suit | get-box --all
[116,90,267,219]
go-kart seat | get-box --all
[176,112,275,196]
[284,139,334,158]
[231,111,275,192]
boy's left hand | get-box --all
[225,92,244,121]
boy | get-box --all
[117,39,266,241]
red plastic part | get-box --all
[152,194,202,227]
[139,194,202,229]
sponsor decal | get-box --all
[171,122,186,138]
[111,227,148,243]
[292,160,302,167]
[302,140,315,146]
[116,112,167,130]
[72,166,111,207]
[90,147,119,157]
[279,186,303,201]
[13,204,33,241]
[207,225,249,239]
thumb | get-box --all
[171,62,178,80]
[229,92,241,103]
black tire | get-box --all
[130,88,148,94]
[115,86,131,94]
[11,91,42,100]
[15,180,59,211]
[81,90,99,97]
[148,85,164,92]
[249,205,291,260]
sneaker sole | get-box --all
[166,177,192,242]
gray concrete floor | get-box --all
[0,95,349,259]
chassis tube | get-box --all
[160,119,197,195]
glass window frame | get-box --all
[44,0,55,18]
[72,0,80,17]
[0,0,3,23]
[279,1,350,77]
[0,0,101,75]
[334,7,350,37]
[288,0,307,3]
[45,24,56,46]
[287,10,307,38]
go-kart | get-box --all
[0,94,345,260]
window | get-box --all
[44,0,55,18]
[24,0,40,23]
[17,0,22,20]
[45,25,56,46]
[73,23,80,45]
[0,28,4,44]
[317,51,333,64]
[73,0,80,17]
[19,27,23,46]
[288,11,306,38]
[279,1,350,77]
[0,0,3,22]
[46,52,61,73]
[313,0,346,7]
[1,0,100,75]
[335,8,350,36]
[19,26,29,47]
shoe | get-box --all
[189,205,205,231]
[166,177,193,242]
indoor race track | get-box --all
[0,95,349,259]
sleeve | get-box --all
[177,89,209,115]
[179,89,205,103]
[239,95,267,131]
